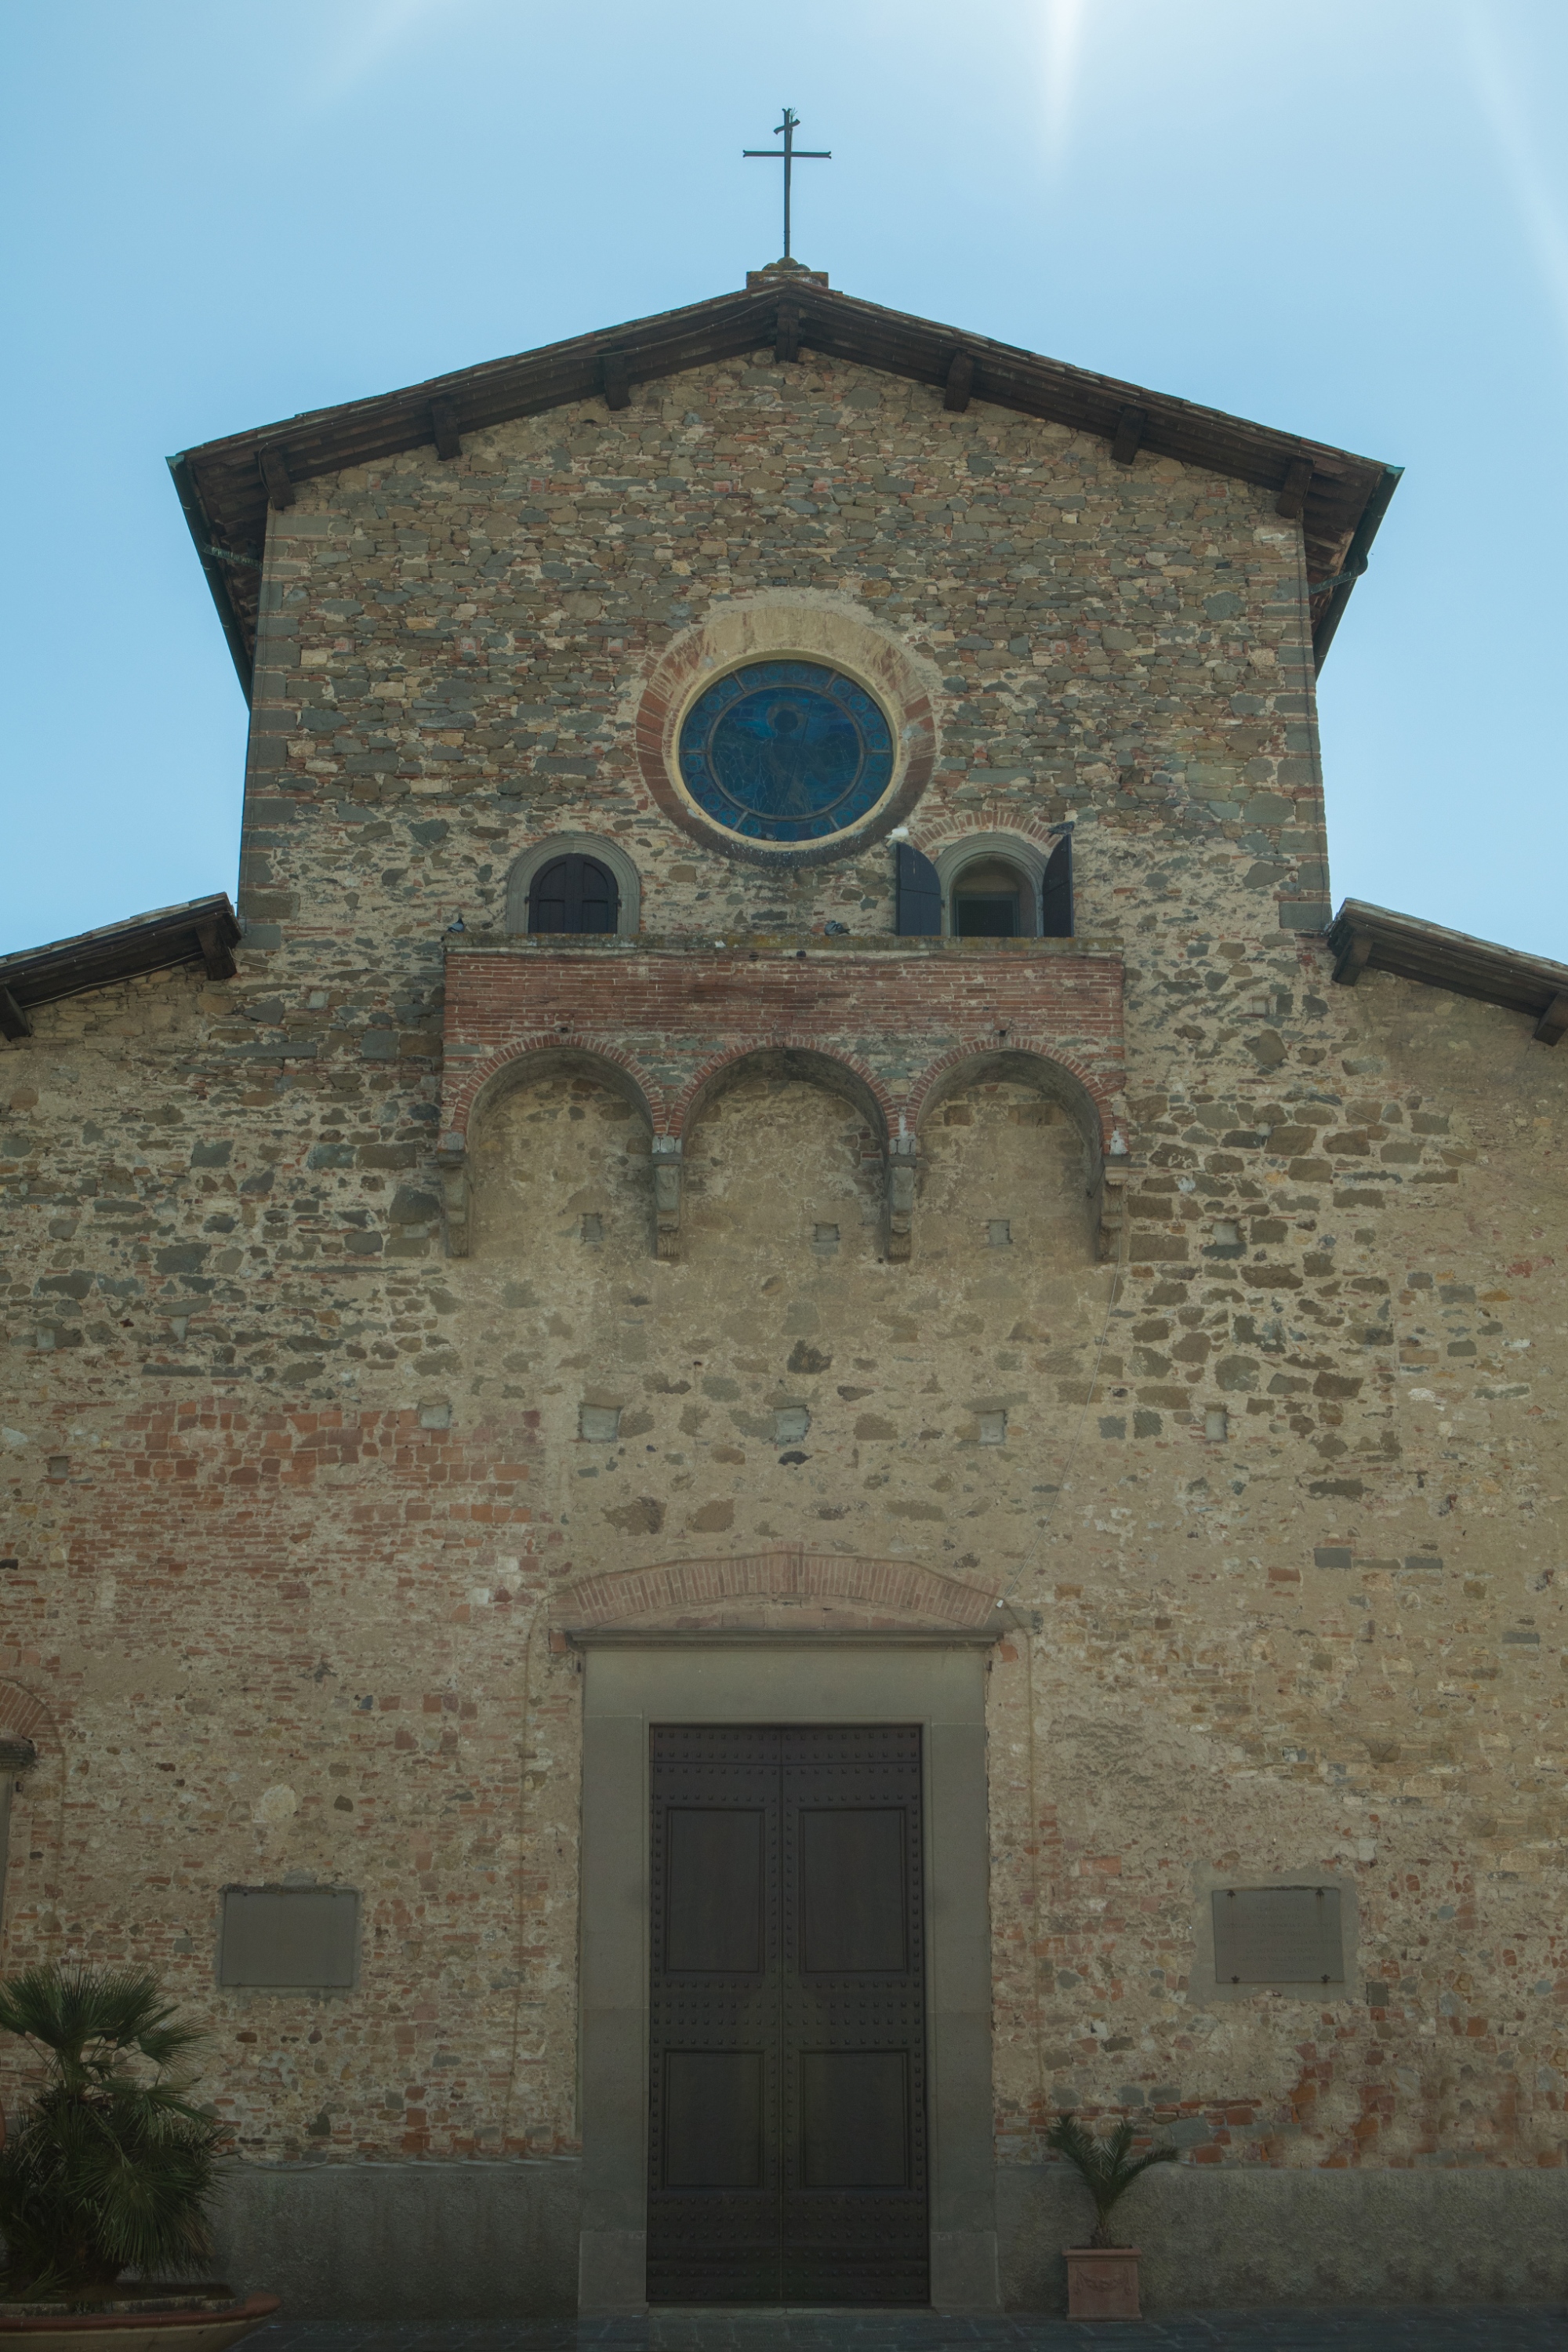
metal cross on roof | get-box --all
[743,107,830,261]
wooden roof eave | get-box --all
[167,454,256,697]
[0,893,241,1039]
[1308,462,1403,668]
[1326,898,1568,1040]
[172,280,1398,698]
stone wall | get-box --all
[238,350,1323,962]
[2,338,1566,2307]
[987,967,1568,2175]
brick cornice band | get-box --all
[442,945,1126,1152]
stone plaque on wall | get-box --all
[1211,1885,1343,1985]
[219,1886,359,1988]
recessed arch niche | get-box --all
[463,1046,657,1263]
[677,1045,891,1266]
[912,1046,1107,1265]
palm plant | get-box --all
[1044,2111,1177,2248]
[0,1965,229,2301]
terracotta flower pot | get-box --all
[1064,2245,1142,2319]
[0,2290,278,2352]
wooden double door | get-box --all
[648,1724,929,2305]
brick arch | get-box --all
[904,807,1067,857]
[0,1676,51,1760]
[905,1037,1118,1153]
[670,1038,895,1149]
[445,1033,669,1145]
[555,1544,1005,1638]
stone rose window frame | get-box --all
[633,596,940,869]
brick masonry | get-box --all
[441,937,1124,1135]
[2,331,1568,2271]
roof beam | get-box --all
[195,920,238,982]
[0,986,31,1041]
[429,397,463,460]
[943,350,974,413]
[1110,405,1147,466]
[258,447,295,510]
[1332,927,1374,986]
[601,351,631,412]
[775,303,800,365]
[1276,457,1313,520]
[1534,994,1568,1047]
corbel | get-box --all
[194,920,236,982]
[943,350,974,414]
[653,1137,682,1260]
[601,351,631,412]
[437,1136,470,1258]
[1534,994,1568,1047]
[1110,405,1147,466]
[430,397,463,460]
[1332,928,1374,987]
[1276,457,1313,521]
[0,987,31,1041]
[259,447,295,510]
[1097,1163,1129,1265]
[775,303,800,365]
[886,1134,916,1261]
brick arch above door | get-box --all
[0,1678,50,1764]
[554,1542,1014,1642]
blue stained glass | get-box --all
[677,660,895,844]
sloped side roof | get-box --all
[0,894,239,1039]
[170,278,1399,698]
[1327,899,1568,1044]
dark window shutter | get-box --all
[1040,833,1073,938]
[895,842,942,937]
[529,855,619,935]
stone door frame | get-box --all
[575,1633,1000,2315]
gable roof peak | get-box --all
[746,257,831,291]
[171,272,1399,699]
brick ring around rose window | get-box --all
[677,659,896,845]
[633,599,939,867]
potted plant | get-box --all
[1045,2110,1177,2320]
[0,1964,278,2352]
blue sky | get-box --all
[3,0,1565,959]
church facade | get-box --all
[3,260,1568,2315]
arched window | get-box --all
[527,855,619,935]
[895,831,1073,938]
[505,837,642,938]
